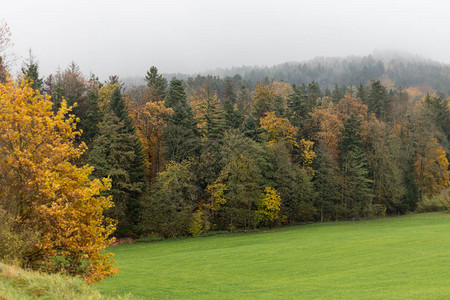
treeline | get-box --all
[203,54,450,92]
[16,58,449,239]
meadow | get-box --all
[97,212,450,299]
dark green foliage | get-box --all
[242,116,264,142]
[164,78,200,162]
[286,82,320,138]
[109,88,133,132]
[356,83,367,103]
[81,90,102,144]
[140,160,199,238]
[331,84,346,103]
[110,88,145,226]
[89,87,145,234]
[89,113,144,234]
[223,99,244,129]
[270,143,316,223]
[338,115,374,218]
[338,115,363,153]
[367,80,389,119]
[366,130,407,214]
[212,130,268,230]
[164,124,200,163]
[165,78,195,127]
[313,142,341,221]
[339,149,374,218]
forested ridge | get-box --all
[18,59,450,237]
[0,20,449,283]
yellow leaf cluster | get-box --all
[260,111,298,147]
[98,83,120,111]
[255,187,282,226]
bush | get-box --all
[416,188,449,212]
[0,209,39,264]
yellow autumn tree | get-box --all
[298,139,316,171]
[0,77,117,283]
[414,137,450,199]
[255,187,282,227]
[260,111,298,147]
[98,82,120,110]
[253,84,276,119]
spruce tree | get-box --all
[81,89,103,145]
[367,80,388,119]
[338,115,374,218]
[21,52,43,91]
[145,66,167,101]
[196,86,227,139]
[313,142,341,221]
[105,88,146,232]
[164,78,200,162]
[89,113,143,234]
[165,78,195,128]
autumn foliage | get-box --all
[0,77,117,283]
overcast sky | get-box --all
[3,0,450,79]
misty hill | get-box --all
[206,52,450,92]
[124,52,450,93]
[123,51,450,93]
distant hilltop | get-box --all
[123,51,450,93]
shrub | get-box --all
[416,188,449,212]
[0,209,39,264]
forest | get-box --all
[0,22,449,284]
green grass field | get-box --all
[96,212,450,299]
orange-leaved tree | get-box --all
[414,137,450,199]
[133,100,173,179]
[0,77,117,283]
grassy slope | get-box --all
[0,263,131,300]
[97,212,450,299]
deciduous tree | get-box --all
[0,78,117,283]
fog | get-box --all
[3,0,450,80]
